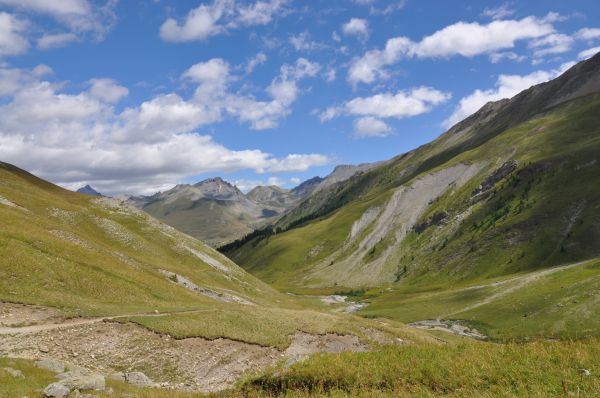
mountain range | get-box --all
[126,163,377,247]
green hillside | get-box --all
[223,54,600,340]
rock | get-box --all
[580,368,592,376]
[39,345,50,353]
[124,371,154,387]
[43,383,70,398]
[35,359,66,373]
[60,373,105,391]
[3,367,24,377]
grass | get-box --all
[0,160,292,320]
[118,305,432,349]
[362,258,600,341]
[238,339,600,397]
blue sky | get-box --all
[0,0,599,195]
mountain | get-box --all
[0,161,430,394]
[129,177,298,247]
[76,184,103,196]
[130,167,373,247]
[222,53,600,341]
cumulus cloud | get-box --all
[0,12,29,56]
[289,31,325,51]
[0,0,117,42]
[160,0,287,42]
[320,86,449,138]
[323,86,450,122]
[348,15,555,85]
[353,117,391,138]
[578,47,600,60]
[37,32,78,49]
[529,33,574,59]
[88,78,129,103]
[444,62,575,128]
[0,62,329,195]
[342,18,369,40]
[245,52,267,74]
[576,28,600,41]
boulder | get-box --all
[125,371,154,387]
[60,373,105,390]
[43,382,70,398]
[35,359,66,373]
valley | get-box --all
[0,5,599,396]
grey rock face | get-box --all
[43,382,70,398]
[35,359,66,373]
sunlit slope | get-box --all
[0,161,284,316]
[224,54,600,290]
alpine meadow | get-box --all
[1,1,600,397]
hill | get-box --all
[223,53,600,340]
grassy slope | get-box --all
[227,94,600,291]
[0,161,430,349]
[240,339,600,397]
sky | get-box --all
[0,0,599,196]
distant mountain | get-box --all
[76,185,103,196]
[290,176,323,197]
[129,166,373,247]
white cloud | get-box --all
[348,15,555,85]
[89,78,129,103]
[489,51,526,63]
[0,12,29,56]
[0,0,117,51]
[324,67,336,82]
[353,117,391,138]
[233,175,302,192]
[578,47,600,60]
[245,52,267,74]
[160,0,286,42]
[342,18,369,39]
[529,33,574,59]
[0,0,90,16]
[444,62,575,128]
[344,87,451,119]
[0,64,329,195]
[183,58,230,88]
[320,86,450,135]
[481,4,515,20]
[37,32,78,49]
[289,31,324,51]
[576,28,600,41]
[236,0,286,26]
[348,36,411,84]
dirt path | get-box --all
[443,260,591,318]
[0,308,211,335]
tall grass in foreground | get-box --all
[238,339,600,397]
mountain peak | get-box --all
[76,185,103,196]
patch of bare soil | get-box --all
[0,303,66,328]
[0,305,376,393]
[0,321,278,392]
